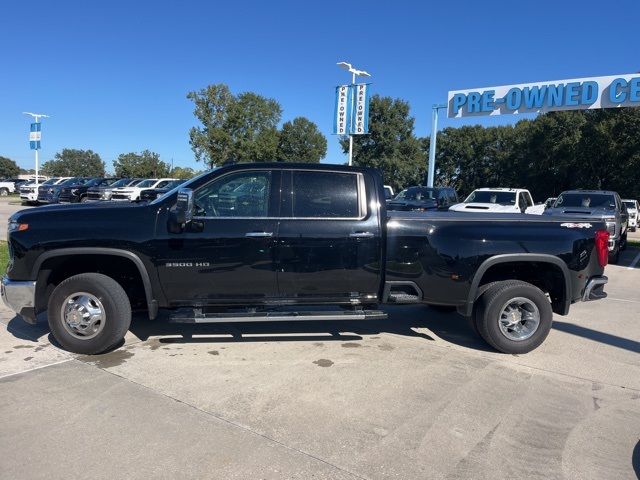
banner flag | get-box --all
[29,123,41,150]
[352,83,370,134]
[333,85,353,135]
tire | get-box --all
[0,188,8,196]
[620,232,627,251]
[47,273,131,354]
[609,243,620,264]
[474,280,553,354]
[80,196,89,203]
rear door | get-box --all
[276,169,382,304]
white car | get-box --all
[449,188,536,214]
[111,178,179,201]
[0,180,17,196]
[19,177,71,203]
[623,199,639,232]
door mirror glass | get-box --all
[175,188,194,224]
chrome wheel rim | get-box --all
[498,297,540,341]
[60,292,106,340]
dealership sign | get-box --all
[29,122,41,150]
[333,84,371,135]
[448,73,640,118]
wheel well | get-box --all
[35,254,148,314]
[477,261,567,313]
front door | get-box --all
[276,169,382,304]
[155,169,280,305]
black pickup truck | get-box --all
[2,163,610,355]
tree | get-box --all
[340,95,426,191]
[113,150,170,178]
[277,117,327,163]
[187,84,282,167]
[171,166,201,179]
[0,156,20,178]
[41,149,105,177]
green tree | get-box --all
[41,149,105,177]
[187,84,282,167]
[0,156,20,178]
[113,150,171,178]
[340,95,426,191]
[277,117,327,163]
[171,166,201,179]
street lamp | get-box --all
[337,61,371,166]
[426,104,447,188]
[23,112,50,185]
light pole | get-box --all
[337,61,371,166]
[23,112,50,185]
[427,104,447,187]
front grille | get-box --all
[58,189,72,202]
[87,191,102,200]
[111,193,130,200]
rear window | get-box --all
[623,201,636,209]
[465,190,516,205]
[290,171,360,218]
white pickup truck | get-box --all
[0,181,17,196]
[449,188,537,214]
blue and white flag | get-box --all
[333,85,353,135]
[351,83,370,135]
[29,122,41,150]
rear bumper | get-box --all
[582,275,608,302]
[1,277,37,324]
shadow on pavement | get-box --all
[553,321,640,354]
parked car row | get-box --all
[19,177,183,205]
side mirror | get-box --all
[169,188,194,233]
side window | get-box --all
[525,192,534,207]
[518,192,526,208]
[289,171,360,218]
[156,180,171,188]
[194,171,271,218]
[449,190,458,203]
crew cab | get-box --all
[2,163,610,356]
[450,188,535,214]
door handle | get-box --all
[349,232,375,238]
[245,232,274,238]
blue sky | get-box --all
[1,0,639,172]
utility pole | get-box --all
[427,104,447,187]
[23,112,50,185]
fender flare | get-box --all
[461,253,571,317]
[32,247,158,319]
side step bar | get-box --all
[169,308,388,324]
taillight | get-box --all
[595,230,609,267]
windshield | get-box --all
[555,193,615,209]
[108,178,130,188]
[136,179,157,188]
[465,190,516,205]
[150,169,216,205]
[623,201,636,209]
[60,177,82,186]
[395,187,436,201]
[41,178,58,185]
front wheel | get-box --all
[47,273,131,354]
[474,280,553,354]
[0,188,8,196]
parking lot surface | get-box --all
[1,202,639,479]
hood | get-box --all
[386,199,438,211]
[450,202,518,213]
[544,206,614,218]
[12,200,139,221]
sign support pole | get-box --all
[35,147,39,185]
[427,104,447,188]
[348,71,356,166]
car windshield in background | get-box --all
[465,191,516,205]
[108,178,130,188]
[555,193,615,209]
[136,179,157,188]
[623,201,636,209]
[60,177,81,186]
[41,178,57,185]
[395,187,436,201]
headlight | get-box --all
[101,191,112,199]
[8,220,28,233]
[606,221,616,236]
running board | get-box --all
[169,308,388,324]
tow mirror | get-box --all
[169,188,194,233]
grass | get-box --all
[629,239,640,248]
[0,241,8,276]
